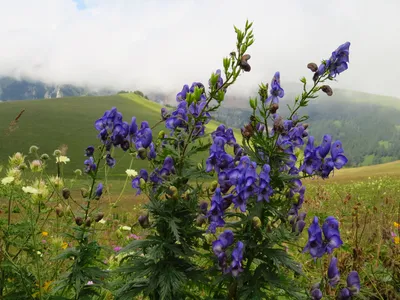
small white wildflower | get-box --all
[22,186,39,194]
[120,226,132,231]
[98,219,106,224]
[1,176,14,185]
[125,169,138,177]
[56,156,70,164]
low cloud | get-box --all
[0,0,399,98]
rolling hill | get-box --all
[0,93,240,178]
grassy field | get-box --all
[0,93,241,179]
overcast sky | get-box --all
[0,0,399,98]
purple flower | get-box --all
[176,84,189,102]
[212,230,234,256]
[95,183,103,199]
[211,124,236,146]
[328,42,351,77]
[113,246,122,252]
[311,288,322,300]
[135,122,153,149]
[328,257,340,287]
[322,216,343,254]
[85,146,95,157]
[266,72,284,104]
[229,156,258,212]
[339,288,351,300]
[303,216,326,258]
[84,156,97,173]
[347,271,361,295]
[229,241,244,277]
[206,137,234,174]
[257,164,273,202]
[131,169,148,195]
[105,153,116,167]
[206,187,225,233]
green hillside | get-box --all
[0,93,240,178]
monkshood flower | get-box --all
[95,183,103,199]
[229,241,244,277]
[327,256,340,287]
[206,137,234,174]
[84,156,97,173]
[292,212,306,235]
[266,72,284,104]
[211,124,236,146]
[105,153,116,167]
[257,164,273,202]
[212,230,234,255]
[340,271,361,299]
[206,187,225,233]
[135,121,153,149]
[322,216,343,253]
[176,84,189,102]
[303,216,326,258]
[310,283,323,300]
[304,216,343,258]
[300,135,348,178]
[85,146,95,157]
[131,169,149,195]
[313,42,351,81]
[229,156,258,212]
[159,156,175,177]
[165,101,189,131]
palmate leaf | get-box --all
[262,248,303,275]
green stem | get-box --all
[7,190,13,227]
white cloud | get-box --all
[0,0,398,98]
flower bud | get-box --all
[168,186,178,198]
[95,212,104,222]
[115,229,123,238]
[75,216,83,226]
[197,163,203,170]
[137,148,147,160]
[138,215,150,229]
[252,216,262,229]
[196,215,206,226]
[307,63,318,72]
[53,149,62,157]
[208,181,218,193]
[158,130,165,139]
[85,217,92,227]
[321,85,333,96]
[18,163,28,170]
[40,153,50,160]
[199,201,208,215]
[74,169,83,176]
[80,188,88,198]
[55,204,64,217]
[249,98,257,110]
[62,188,70,199]
[270,103,279,114]
[139,178,146,190]
[29,145,39,154]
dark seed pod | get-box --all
[62,188,70,200]
[75,216,83,226]
[307,62,318,72]
[321,85,333,96]
[138,215,150,229]
[95,212,104,222]
[55,205,64,217]
[80,188,88,198]
[270,103,279,114]
[196,215,206,226]
[85,217,91,227]
[240,54,251,72]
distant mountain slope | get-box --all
[0,93,239,178]
[212,86,400,167]
[0,76,115,101]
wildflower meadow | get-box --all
[0,20,399,300]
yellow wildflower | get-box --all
[395,237,400,245]
[61,242,68,249]
[42,231,48,237]
[394,222,400,229]
[56,156,70,164]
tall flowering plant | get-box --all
[79,21,358,299]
